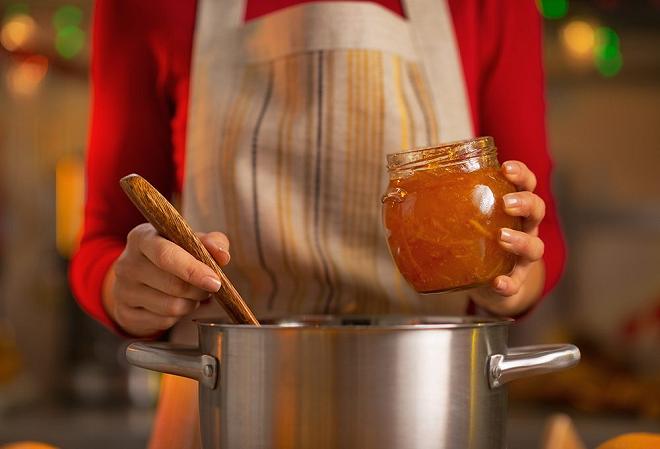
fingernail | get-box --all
[201,276,222,292]
[495,278,507,291]
[503,162,519,175]
[219,248,231,262]
[500,228,514,243]
[503,194,520,208]
[212,244,230,260]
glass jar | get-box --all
[382,136,521,293]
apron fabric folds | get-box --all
[151,1,473,447]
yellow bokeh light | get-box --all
[56,156,84,258]
[0,14,36,51]
[561,20,596,59]
[6,56,49,97]
[0,444,59,449]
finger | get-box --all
[115,253,210,300]
[491,261,532,297]
[115,303,179,336]
[122,282,201,317]
[198,232,231,266]
[502,191,546,233]
[499,228,545,261]
[492,275,520,298]
[138,232,223,293]
[502,161,537,192]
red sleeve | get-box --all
[452,0,566,300]
[480,1,566,297]
[69,0,177,332]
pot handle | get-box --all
[488,344,580,389]
[126,342,218,389]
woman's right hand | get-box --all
[102,223,231,337]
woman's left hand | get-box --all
[471,160,546,317]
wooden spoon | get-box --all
[120,174,259,325]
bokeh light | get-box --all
[561,20,596,59]
[594,27,623,77]
[537,0,569,20]
[52,5,82,31]
[595,26,620,50]
[52,4,85,59]
[56,156,84,258]
[6,55,49,97]
[55,25,85,59]
[0,14,36,51]
[0,443,60,449]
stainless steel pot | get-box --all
[126,316,580,449]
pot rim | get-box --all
[195,315,514,330]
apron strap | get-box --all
[192,0,246,70]
[197,0,245,30]
[402,0,474,140]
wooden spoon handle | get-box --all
[120,174,259,325]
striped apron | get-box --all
[149,1,473,447]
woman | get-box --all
[71,0,565,447]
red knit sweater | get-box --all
[71,0,566,329]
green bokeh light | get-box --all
[594,27,622,77]
[595,51,622,77]
[3,2,30,20]
[55,25,85,59]
[537,0,569,20]
[53,5,83,30]
[595,27,620,50]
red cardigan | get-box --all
[71,0,566,329]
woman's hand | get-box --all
[471,160,546,317]
[102,223,231,337]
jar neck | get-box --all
[386,136,497,177]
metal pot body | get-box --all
[127,316,580,449]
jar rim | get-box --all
[386,136,495,170]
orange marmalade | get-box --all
[382,137,521,293]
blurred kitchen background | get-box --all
[0,0,658,448]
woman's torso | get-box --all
[143,0,481,193]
